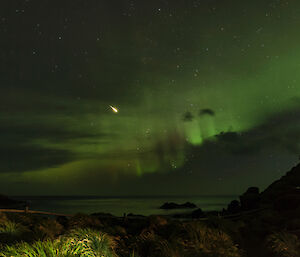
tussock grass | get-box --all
[0,220,29,244]
[68,213,103,230]
[129,250,140,257]
[0,213,8,224]
[266,232,300,257]
[0,219,31,245]
[0,240,58,257]
[62,228,117,257]
[183,222,242,257]
[33,219,64,240]
[132,230,182,257]
[0,228,116,257]
[0,221,26,236]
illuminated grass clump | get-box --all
[0,220,26,236]
[0,228,116,257]
[0,220,28,244]
[266,232,300,257]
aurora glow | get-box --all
[0,0,299,195]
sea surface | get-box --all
[13,195,238,217]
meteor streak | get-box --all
[110,105,118,113]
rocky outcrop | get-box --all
[159,202,197,209]
[191,208,205,218]
[239,187,260,211]
[227,200,241,214]
[261,163,300,205]
[273,192,300,211]
[172,208,205,219]
[0,194,23,207]
[224,163,300,214]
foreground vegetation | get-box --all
[0,208,299,257]
[0,212,242,257]
[2,162,300,256]
[0,228,116,257]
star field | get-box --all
[0,0,299,195]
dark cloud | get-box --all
[182,111,194,122]
[206,106,300,155]
[0,120,115,173]
[212,131,261,155]
[291,96,300,104]
[199,108,215,117]
[0,123,112,144]
[0,145,75,173]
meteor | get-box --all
[110,105,118,113]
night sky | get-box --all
[0,0,300,196]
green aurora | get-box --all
[0,0,299,195]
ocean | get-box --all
[13,195,238,217]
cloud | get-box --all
[0,124,105,143]
[210,105,300,155]
[199,108,215,116]
[0,119,115,173]
[0,145,75,173]
[182,111,194,122]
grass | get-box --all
[33,219,64,240]
[0,221,26,236]
[0,240,58,257]
[0,213,8,224]
[68,213,103,230]
[132,230,182,257]
[266,232,300,257]
[4,212,300,257]
[0,220,29,244]
[0,228,116,257]
[63,228,117,257]
[129,251,140,257]
[183,222,242,257]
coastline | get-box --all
[8,195,237,217]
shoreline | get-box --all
[6,195,235,217]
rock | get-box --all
[261,163,300,204]
[274,193,300,211]
[159,201,197,209]
[227,200,241,214]
[260,162,300,214]
[239,187,260,211]
[127,213,145,218]
[245,187,259,194]
[191,208,205,218]
[0,194,24,207]
[172,208,205,219]
[91,212,114,218]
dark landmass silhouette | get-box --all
[159,201,197,210]
[0,194,24,208]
